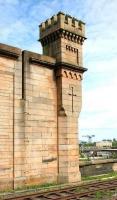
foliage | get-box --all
[80,141,96,147]
[112,138,117,147]
[0,182,58,194]
[111,152,117,159]
[82,171,117,181]
[94,191,113,199]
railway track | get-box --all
[4,179,117,200]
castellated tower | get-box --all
[39,12,86,66]
[40,12,87,183]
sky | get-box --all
[0,0,117,142]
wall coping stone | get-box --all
[80,159,117,166]
[23,50,87,73]
[27,51,56,68]
[0,43,21,59]
[0,44,87,73]
[26,50,56,64]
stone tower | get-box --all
[40,12,85,66]
[39,12,87,183]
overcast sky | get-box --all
[0,0,117,142]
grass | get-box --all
[94,190,114,199]
[16,182,57,190]
[1,172,117,199]
[82,171,117,181]
[0,182,58,195]
[79,172,117,199]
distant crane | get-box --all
[82,135,95,143]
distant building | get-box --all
[96,141,112,148]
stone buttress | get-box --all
[39,12,87,183]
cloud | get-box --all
[0,0,117,140]
[80,77,117,139]
[0,0,19,5]
[78,0,117,140]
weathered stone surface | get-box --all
[0,11,87,190]
[80,159,117,177]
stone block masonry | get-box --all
[0,11,87,191]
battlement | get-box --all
[39,12,85,40]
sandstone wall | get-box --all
[0,37,86,190]
[0,44,22,190]
[0,44,58,190]
[23,51,58,186]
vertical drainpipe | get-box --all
[56,67,63,183]
[57,85,59,182]
[22,51,28,184]
[22,51,25,100]
[56,68,59,183]
[12,53,22,190]
[12,73,15,190]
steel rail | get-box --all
[5,179,117,200]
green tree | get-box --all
[112,138,117,147]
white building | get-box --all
[96,141,112,148]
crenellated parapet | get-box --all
[39,12,86,46]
